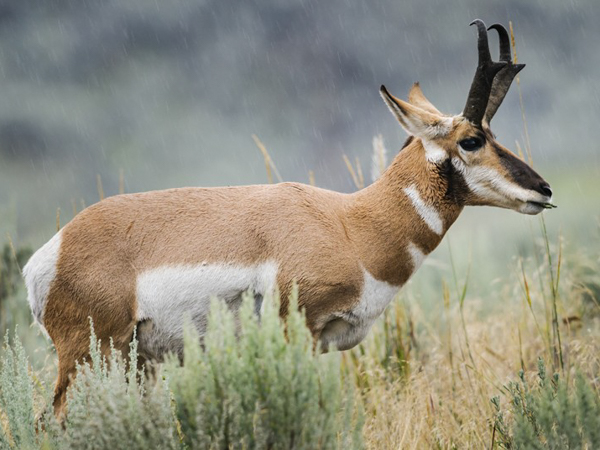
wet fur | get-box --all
[24,82,551,419]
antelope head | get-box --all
[380,20,554,215]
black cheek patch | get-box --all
[439,159,470,204]
[493,144,545,192]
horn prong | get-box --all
[488,24,511,62]
[462,19,507,125]
[483,23,527,123]
[470,19,492,64]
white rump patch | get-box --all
[23,230,63,337]
[320,268,400,351]
[403,185,444,235]
[135,261,278,359]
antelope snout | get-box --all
[536,182,553,199]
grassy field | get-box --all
[0,3,598,447]
[0,150,599,448]
[351,217,600,448]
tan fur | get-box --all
[383,89,551,210]
[31,75,551,418]
[408,82,443,115]
[42,136,465,415]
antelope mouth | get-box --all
[518,200,557,215]
[528,201,557,210]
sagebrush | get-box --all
[0,289,363,449]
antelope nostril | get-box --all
[539,183,553,198]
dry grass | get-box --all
[252,134,283,184]
[1,120,598,447]
[1,204,599,449]
[358,307,598,448]
[343,237,600,448]
[343,26,600,447]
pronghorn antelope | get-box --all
[24,20,553,416]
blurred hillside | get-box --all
[0,0,598,248]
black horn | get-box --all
[462,19,507,125]
[483,24,526,123]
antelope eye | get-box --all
[459,137,484,151]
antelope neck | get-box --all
[345,138,464,286]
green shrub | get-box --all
[56,325,180,450]
[493,358,600,449]
[1,326,179,450]
[0,330,38,449]
[0,243,32,338]
[1,289,364,449]
[0,243,31,303]
[168,289,364,449]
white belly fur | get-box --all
[135,261,277,359]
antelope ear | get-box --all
[380,85,451,139]
[408,82,442,115]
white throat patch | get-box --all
[407,241,426,272]
[319,268,401,351]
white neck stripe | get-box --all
[403,185,444,235]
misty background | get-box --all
[0,0,598,299]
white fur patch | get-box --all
[403,185,444,235]
[451,156,545,207]
[320,268,400,351]
[354,269,401,321]
[419,116,453,139]
[429,116,453,137]
[408,241,426,272]
[23,230,63,337]
[135,261,277,359]
[380,91,451,140]
[422,139,448,163]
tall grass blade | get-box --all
[252,134,283,184]
[96,174,105,201]
[509,21,533,166]
[342,154,364,190]
[540,215,564,372]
